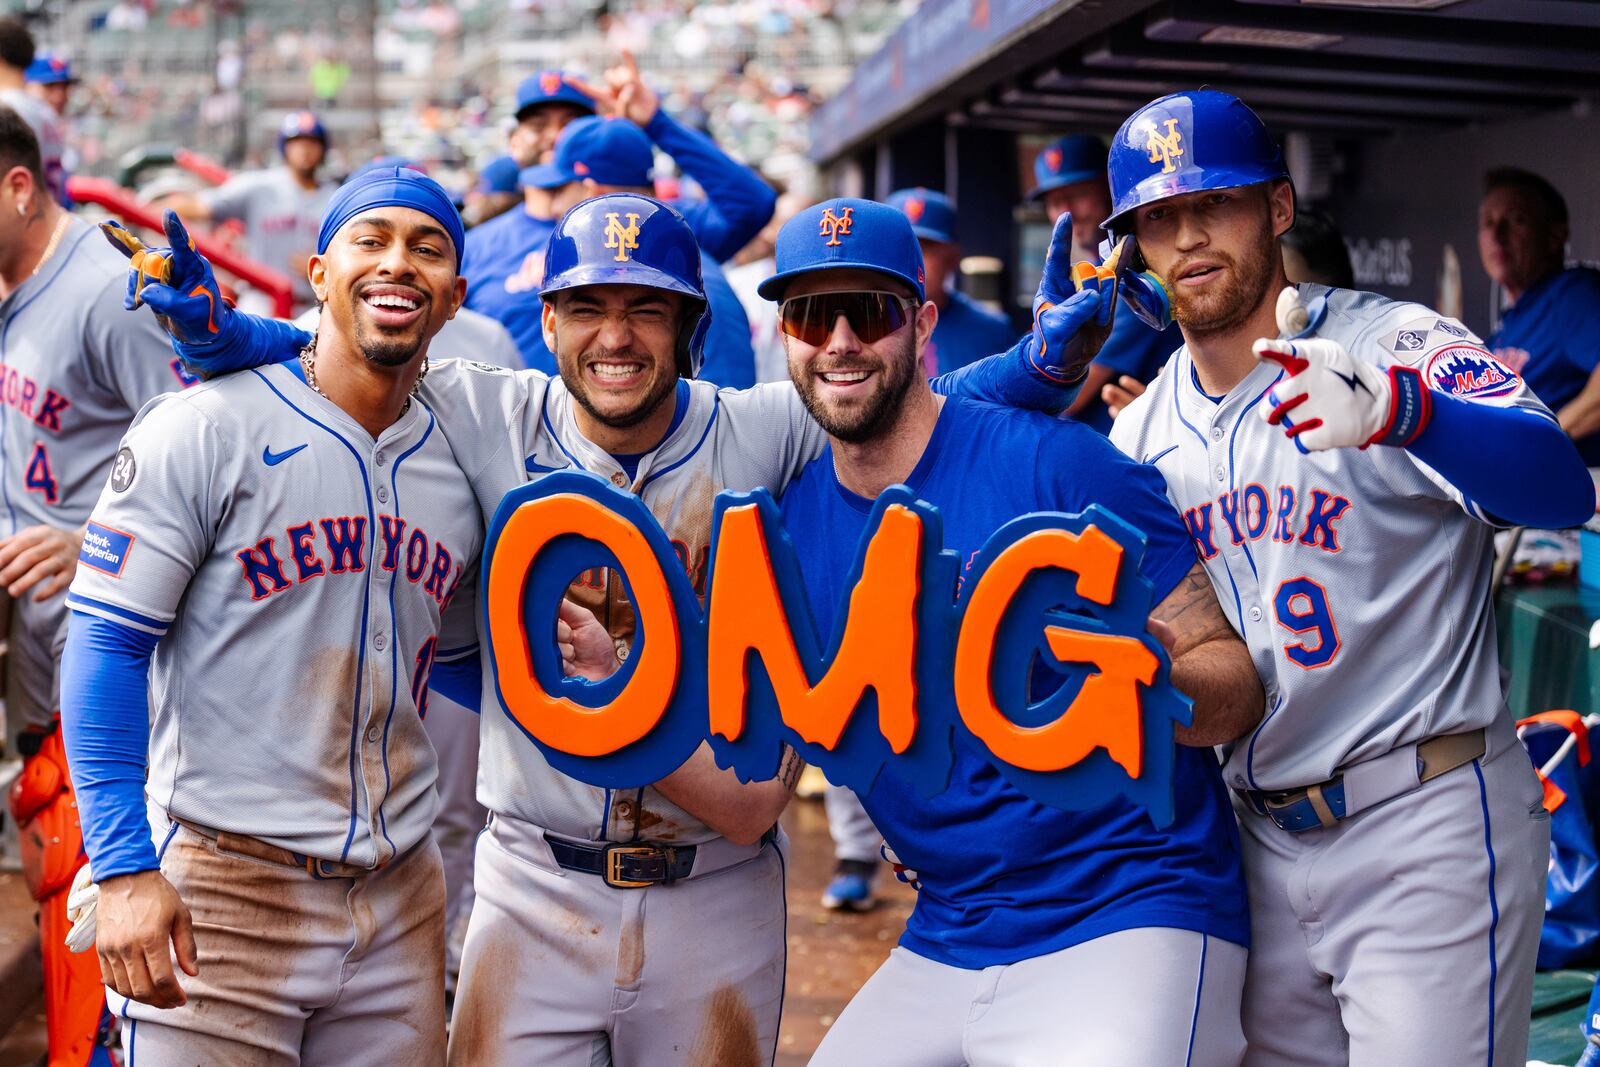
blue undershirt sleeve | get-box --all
[931,334,1081,413]
[1407,391,1593,529]
[646,109,776,263]
[174,314,311,378]
[59,611,162,880]
[429,650,483,714]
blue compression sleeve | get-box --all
[931,334,1081,413]
[1407,391,1593,528]
[648,109,776,263]
[429,650,483,714]
[175,313,310,378]
[60,611,162,880]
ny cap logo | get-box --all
[818,206,854,247]
[604,212,643,262]
[540,71,562,96]
[1043,146,1063,174]
[1145,118,1184,174]
[903,197,926,223]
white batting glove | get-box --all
[879,842,921,891]
[1255,289,1430,452]
[64,862,99,954]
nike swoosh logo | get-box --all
[525,458,571,474]
[1330,368,1371,395]
[263,444,308,466]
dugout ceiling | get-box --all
[811,0,1600,164]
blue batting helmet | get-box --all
[541,193,711,378]
[1102,90,1288,236]
[277,110,328,155]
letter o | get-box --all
[486,493,680,757]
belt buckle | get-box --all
[604,845,663,889]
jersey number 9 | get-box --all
[1273,577,1339,669]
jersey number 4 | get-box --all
[1273,577,1339,669]
[24,444,58,504]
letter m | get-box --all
[706,503,921,754]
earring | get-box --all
[15,203,23,217]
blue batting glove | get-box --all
[1020,213,1128,384]
[101,210,231,347]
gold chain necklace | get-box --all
[299,343,427,417]
[30,213,70,278]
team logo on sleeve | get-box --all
[1394,329,1427,352]
[110,447,136,493]
[1425,344,1521,400]
[80,522,135,577]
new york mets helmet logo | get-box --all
[540,71,563,96]
[294,111,317,133]
[604,212,642,262]
[903,197,926,223]
[1425,344,1521,400]
[1043,146,1063,174]
[819,206,854,246]
[1145,118,1184,174]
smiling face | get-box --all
[780,268,936,445]
[1131,181,1293,338]
[310,206,465,369]
[543,283,685,430]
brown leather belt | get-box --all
[175,818,373,879]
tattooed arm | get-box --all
[1149,562,1263,747]
[651,743,803,846]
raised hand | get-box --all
[100,210,230,346]
[1019,212,1124,384]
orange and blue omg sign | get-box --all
[482,472,1191,825]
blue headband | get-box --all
[317,166,465,267]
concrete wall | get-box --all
[1323,106,1600,336]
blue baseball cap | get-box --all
[1028,134,1107,201]
[520,116,654,191]
[25,54,75,85]
[758,198,926,302]
[475,155,522,195]
[515,69,596,119]
[886,187,957,244]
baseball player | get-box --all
[884,187,1016,375]
[767,197,1261,1067]
[462,154,523,229]
[0,18,66,206]
[123,185,1111,1065]
[61,167,484,1065]
[1104,90,1594,1065]
[463,53,773,379]
[161,110,334,310]
[0,106,196,1067]
[1029,133,1182,432]
[24,52,75,118]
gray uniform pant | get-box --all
[116,820,447,1066]
[823,785,880,864]
[809,927,1247,1067]
[1237,731,1549,1066]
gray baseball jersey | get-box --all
[67,361,482,867]
[202,167,333,304]
[414,364,826,843]
[1109,283,1551,792]
[0,215,191,729]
